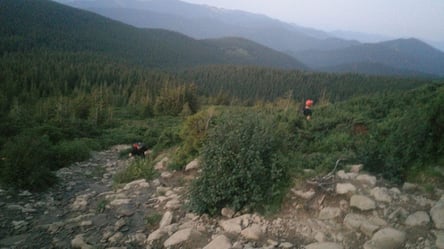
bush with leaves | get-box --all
[0,133,57,191]
[189,110,289,215]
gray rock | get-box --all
[363,228,406,249]
[305,242,343,249]
[203,235,232,249]
[241,224,263,240]
[163,228,200,248]
[350,195,376,211]
[71,234,93,249]
[370,187,392,203]
[185,159,200,171]
[221,207,236,218]
[159,211,173,228]
[318,207,342,220]
[336,183,356,195]
[356,174,377,187]
[434,230,444,249]
[404,211,430,227]
[431,196,444,229]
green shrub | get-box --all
[113,158,158,185]
[51,139,91,170]
[188,110,289,215]
[0,133,57,191]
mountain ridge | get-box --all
[0,0,306,70]
[59,0,444,77]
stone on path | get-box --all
[431,196,444,229]
[363,228,406,249]
[404,211,430,227]
[305,242,343,249]
[318,207,342,220]
[163,228,201,248]
[241,224,263,240]
[350,195,376,211]
[336,183,356,195]
[71,234,93,249]
[203,235,232,249]
[185,159,200,171]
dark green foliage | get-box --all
[189,110,290,215]
[0,133,57,191]
[355,85,444,183]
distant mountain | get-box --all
[0,0,306,70]
[62,0,359,52]
[293,38,444,76]
[329,30,393,43]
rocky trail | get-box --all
[1,145,444,249]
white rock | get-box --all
[185,159,200,171]
[165,198,181,210]
[219,214,251,234]
[109,199,131,206]
[123,179,149,190]
[350,195,376,211]
[356,174,377,187]
[159,211,174,228]
[71,234,93,249]
[370,187,392,203]
[350,164,364,173]
[363,228,406,249]
[343,213,366,230]
[336,183,356,195]
[240,224,263,240]
[431,197,444,229]
[318,207,342,220]
[292,188,315,200]
[163,228,200,248]
[305,242,343,249]
[146,229,167,243]
[404,211,430,227]
[221,207,236,218]
[434,230,444,249]
[203,234,232,249]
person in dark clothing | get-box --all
[303,99,314,120]
[130,142,149,157]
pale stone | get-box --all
[241,224,263,240]
[344,213,366,230]
[435,230,444,249]
[305,242,343,249]
[203,235,231,249]
[71,234,93,249]
[350,195,376,211]
[221,207,235,218]
[159,211,173,228]
[165,199,181,210]
[431,197,444,229]
[318,207,342,220]
[123,179,149,190]
[402,182,418,192]
[360,220,379,237]
[154,157,169,170]
[350,164,364,173]
[356,174,377,187]
[363,228,406,249]
[336,183,356,195]
[163,228,200,248]
[405,211,430,227]
[370,187,392,203]
[292,188,316,199]
[146,229,167,243]
[185,159,200,171]
[109,199,131,206]
[219,214,250,234]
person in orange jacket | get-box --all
[303,99,314,120]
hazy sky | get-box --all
[181,0,444,42]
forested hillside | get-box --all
[0,0,305,70]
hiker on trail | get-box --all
[130,142,149,157]
[303,99,314,120]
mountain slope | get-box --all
[63,0,359,52]
[0,0,306,70]
[293,38,444,76]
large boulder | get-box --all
[363,228,406,249]
[431,196,444,229]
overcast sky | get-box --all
[181,0,444,42]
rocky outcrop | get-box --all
[1,146,443,249]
